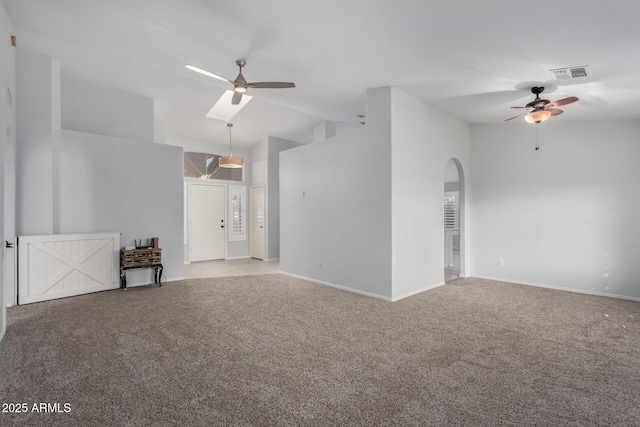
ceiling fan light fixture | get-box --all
[506,87,578,123]
[186,60,295,105]
[219,123,244,169]
[525,110,552,124]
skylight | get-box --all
[206,90,252,121]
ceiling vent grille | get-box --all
[550,66,590,80]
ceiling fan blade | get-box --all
[232,91,243,105]
[548,108,564,116]
[248,82,295,89]
[546,96,579,108]
[185,65,233,84]
[510,106,533,110]
[505,113,526,122]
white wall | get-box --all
[470,120,640,300]
[250,138,268,185]
[280,87,393,299]
[280,87,470,301]
[390,88,470,300]
[61,75,154,143]
[0,1,16,339]
[56,129,184,284]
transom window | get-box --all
[183,152,242,181]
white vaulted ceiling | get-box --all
[4,0,640,148]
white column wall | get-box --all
[250,136,301,261]
[470,120,640,300]
[266,136,302,261]
[0,2,16,338]
[390,88,470,300]
[280,87,393,299]
[16,48,58,235]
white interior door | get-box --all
[189,184,225,262]
[250,185,265,260]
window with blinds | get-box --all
[229,186,246,241]
[444,192,458,230]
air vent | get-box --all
[550,66,590,80]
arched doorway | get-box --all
[444,158,465,282]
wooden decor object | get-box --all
[120,248,163,289]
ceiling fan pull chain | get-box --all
[535,127,540,151]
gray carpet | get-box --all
[1,274,639,426]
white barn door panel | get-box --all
[18,233,120,305]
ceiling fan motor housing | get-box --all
[526,87,549,109]
[234,60,248,92]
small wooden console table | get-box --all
[120,248,163,289]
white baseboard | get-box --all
[225,256,250,260]
[280,272,392,302]
[125,275,184,287]
[264,257,280,262]
[391,282,446,302]
[474,275,640,302]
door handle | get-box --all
[260,226,263,228]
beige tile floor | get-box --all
[444,249,460,283]
[187,254,457,282]
[184,258,280,279]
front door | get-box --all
[250,185,265,260]
[189,184,225,262]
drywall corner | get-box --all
[279,87,393,298]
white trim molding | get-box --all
[281,272,392,302]
[474,276,640,303]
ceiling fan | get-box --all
[185,60,295,104]
[505,87,579,123]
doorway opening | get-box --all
[250,185,265,260]
[444,158,464,282]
